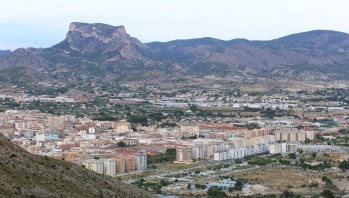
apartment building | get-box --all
[176,145,193,162]
[83,159,104,175]
[115,156,126,174]
[103,159,116,177]
[275,129,306,142]
[180,125,199,138]
[125,155,136,173]
[269,143,297,154]
[135,153,147,171]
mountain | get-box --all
[0,50,11,57]
[0,134,155,198]
[148,30,349,76]
[0,22,349,91]
[46,22,150,63]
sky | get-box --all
[1,0,349,50]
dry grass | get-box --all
[230,166,327,195]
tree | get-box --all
[160,121,178,127]
[159,179,169,187]
[235,159,242,164]
[207,187,227,198]
[117,141,126,147]
[187,183,191,190]
[304,138,311,144]
[288,153,297,159]
[233,178,248,191]
[246,123,261,130]
[128,115,148,126]
[189,105,199,112]
[194,184,206,189]
[149,112,167,122]
[282,190,294,198]
[228,186,234,192]
[321,176,334,187]
[320,189,335,198]
[261,108,275,119]
[338,160,349,170]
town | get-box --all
[0,85,349,197]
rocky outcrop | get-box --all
[51,22,148,62]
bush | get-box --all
[338,160,349,170]
[320,189,335,198]
[235,159,242,164]
[248,157,273,166]
[232,178,248,191]
[288,153,297,159]
[160,121,178,127]
[207,187,227,198]
[282,190,294,198]
[128,115,148,126]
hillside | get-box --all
[0,134,155,198]
[148,30,349,77]
[0,22,349,91]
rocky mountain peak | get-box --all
[52,22,147,61]
[67,22,129,45]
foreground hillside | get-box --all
[0,134,155,198]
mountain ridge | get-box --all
[0,22,349,90]
[0,50,11,57]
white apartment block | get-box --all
[214,151,228,161]
[83,158,116,176]
[228,148,245,159]
[83,159,104,175]
[192,146,204,160]
[135,154,147,171]
[103,159,116,177]
[214,144,269,161]
[269,143,297,154]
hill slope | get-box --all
[0,134,155,198]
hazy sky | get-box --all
[1,0,349,50]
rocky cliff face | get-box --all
[0,134,155,198]
[51,22,148,63]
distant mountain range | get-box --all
[0,134,154,197]
[0,22,348,90]
[0,50,11,57]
